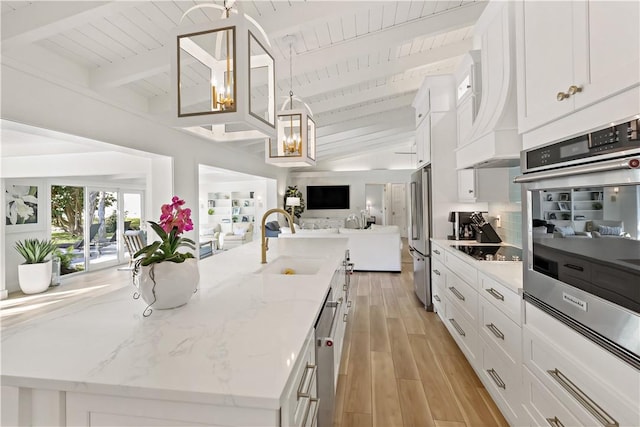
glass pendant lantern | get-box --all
[266,36,316,167]
[171,2,276,142]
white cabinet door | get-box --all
[516,1,575,133]
[573,1,640,110]
[457,169,476,202]
[415,115,431,168]
[517,0,640,134]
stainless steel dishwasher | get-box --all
[314,286,341,427]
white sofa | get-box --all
[279,224,401,272]
[551,220,628,238]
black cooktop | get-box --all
[451,244,523,261]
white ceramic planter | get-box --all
[138,258,199,310]
[18,260,52,295]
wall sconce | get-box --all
[171,1,276,142]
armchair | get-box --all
[200,223,222,250]
[224,223,254,249]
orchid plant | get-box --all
[134,196,196,267]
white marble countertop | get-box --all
[1,238,348,410]
[431,239,523,293]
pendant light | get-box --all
[266,35,316,167]
[171,1,276,142]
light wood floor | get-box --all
[334,266,509,427]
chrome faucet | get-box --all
[261,208,296,264]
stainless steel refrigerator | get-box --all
[409,166,432,310]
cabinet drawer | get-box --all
[445,250,478,289]
[431,258,445,288]
[446,302,477,365]
[431,242,446,264]
[432,278,445,317]
[479,297,521,366]
[479,272,522,325]
[524,303,640,427]
[281,329,317,427]
[523,366,584,427]
[445,271,478,324]
[481,341,522,424]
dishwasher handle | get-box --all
[318,299,342,347]
[408,247,424,261]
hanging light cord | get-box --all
[289,41,294,110]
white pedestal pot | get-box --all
[139,258,199,310]
[18,260,52,294]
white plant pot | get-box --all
[18,260,52,295]
[138,258,199,310]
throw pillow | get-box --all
[370,224,399,233]
[597,225,622,235]
[201,227,214,236]
[233,228,246,236]
[555,225,575,237]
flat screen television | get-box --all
[307,185,350,209]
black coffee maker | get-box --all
[448,211,477,240]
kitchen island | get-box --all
[1,237,348,426]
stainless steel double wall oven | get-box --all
[517,118,640,369]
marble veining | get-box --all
[1,238,348,409]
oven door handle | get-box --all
[515,157,636,182]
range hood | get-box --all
[456,2,521,170]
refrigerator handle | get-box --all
[410,181,419,240]
[408,248,423,261]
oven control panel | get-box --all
[524,119,640,172]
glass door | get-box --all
[51,185,86,276]
[88,189,119,270]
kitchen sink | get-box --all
[255,256,324,275]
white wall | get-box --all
[365,184,385,223]
[289,169,412,223]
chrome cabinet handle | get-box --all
[433,249,441,255]
[486,323,505,340]
[343,284,347,291]
[297,364,317,399]
[449,286,465,301]
[343,313,348,322]
[485,287,504,301]
[546,417,566,427]
[302,397,320,427]
[347,300,352,308]
[486,368,506,389]
[433,269,441,276]
[448,318,465,336]
[547,369,618,427]
[434,295,441,302]
[468,189,474,193]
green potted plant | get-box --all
[15,238,57,294]
[132,196,199,315]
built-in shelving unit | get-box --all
[542,188,604,222]
[207,191,255,232]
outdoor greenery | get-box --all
[15,239,57,264]
[51,186,116,236]
[54,246,82,275]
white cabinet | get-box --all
[412,75,454,170]
[431,240,526,427]
[455,50,481,148]
[516,1,640,134]
[457,169,477,202]
[415,115,431,167]
[523,302,640,427]
[457,168,511,203]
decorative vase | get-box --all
[137,258,199,311]
[18,260,53,294]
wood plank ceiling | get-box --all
[1,1,487,170]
